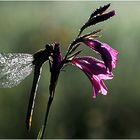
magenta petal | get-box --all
[71,56,113,98]
[83,39,118,72]
[103,43,118,69]
[91,75,108,98]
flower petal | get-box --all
[91,75,107,98]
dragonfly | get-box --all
[0,44,53,130]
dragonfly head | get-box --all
[45,44,53,54]
[32,44,53,66]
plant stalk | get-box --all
[40,92,54,139]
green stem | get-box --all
[64,29,81,61]
[40,93,54,139]
[39,71,59,139]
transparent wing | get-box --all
[0,53,33,88]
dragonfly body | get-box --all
[26,44,53,130]
[0,44,53,130]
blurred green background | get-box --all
[0,1,140,139]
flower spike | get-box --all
[29,4,117,139]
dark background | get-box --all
[0,1,140,138]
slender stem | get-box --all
[40,93,54,139]
[40,72,58,139]
[64,29,81,61]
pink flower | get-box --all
[71,56,113,98]
[82,39,118,72]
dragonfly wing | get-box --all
[0,53,33,88]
